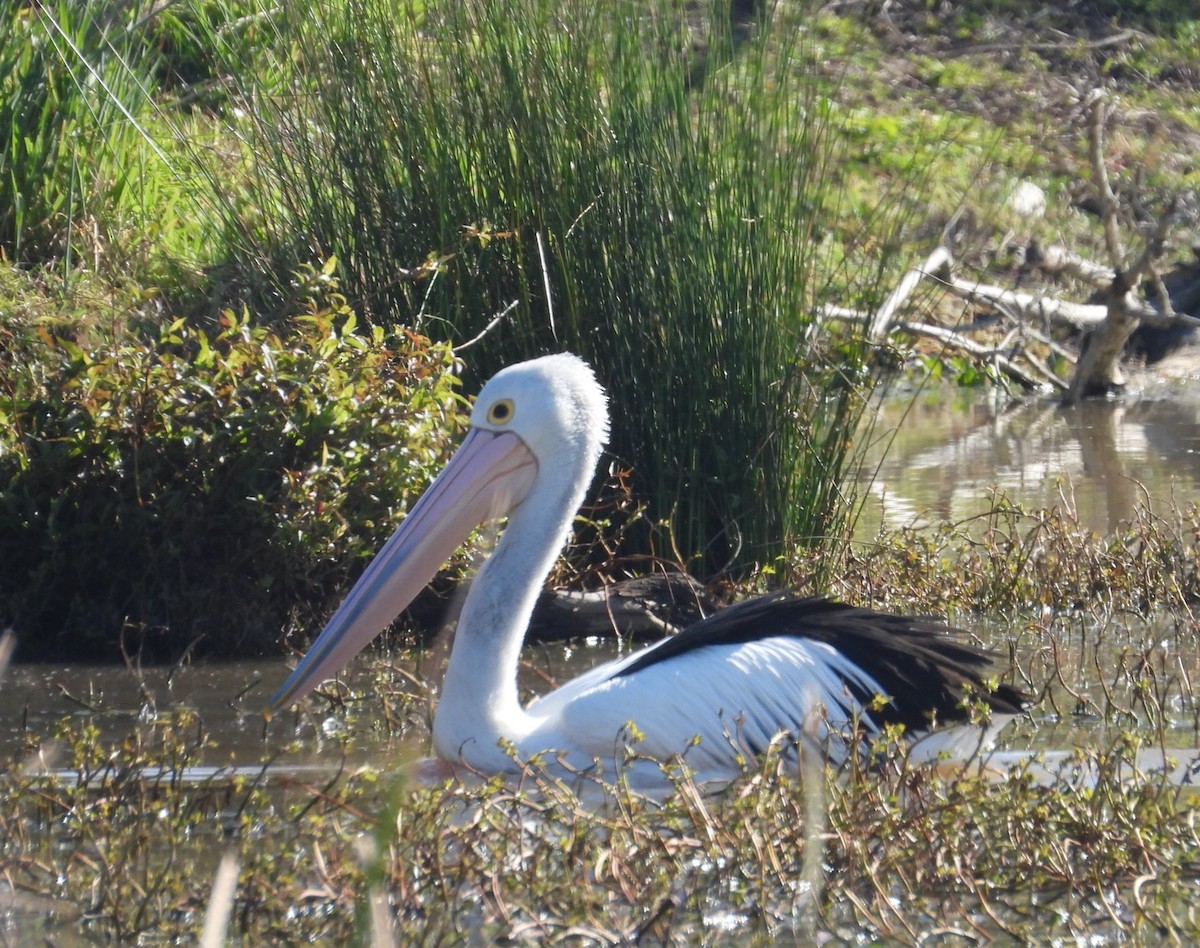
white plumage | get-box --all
[273,353,1025,788]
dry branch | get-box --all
[867,246,953,341]
[1063,92,1185,403]
[1020,242,1115,289]
[945,277,1108,330]
[832,88,1196,401]
[825,294,1059,390]
[892,317,1057,390]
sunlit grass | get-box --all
[0,1,264,278]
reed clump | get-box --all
[242,0,894,578]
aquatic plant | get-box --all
[4,704,1200,942]
[237,0,894,579]
[827,494,1200,619]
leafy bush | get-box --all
[0,261,464,660]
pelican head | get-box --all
[271,353,609,709]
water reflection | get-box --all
[858,387,1200,537]
[0,639,635,773]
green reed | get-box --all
[243,0,894,578]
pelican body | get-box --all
[272,354,1026,786]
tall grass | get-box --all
[0,1,276,277]
[245,0,896,578]
[0,2,152,264]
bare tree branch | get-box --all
[1021,243,1115,289]
[867,245,952,341]
[1087,90,1125,265]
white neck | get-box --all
[432,466,583,769]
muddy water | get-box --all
[5,388,1200,768]
[857,386,1200,537]
[0,638,633,773]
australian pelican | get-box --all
[272,354,1027,786]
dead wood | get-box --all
[839,90,1197,400]
[406,571,719,644]
[1061,92,1184,403]
[867,246,952,341]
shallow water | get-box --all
[0,638,637,774]
[2,658,308,769]
[857,384,1200,537]
[6,388,1200,941]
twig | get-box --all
[1087,90,1125,265]
[1019,324,1078,365]
[941,29,1137,59]
[454,300,519,353]
[199,851,240,948]
[0,629,14,681]
[892,318,1049,390]
[1121,200,1181,291]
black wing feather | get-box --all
[615,593,1029,732]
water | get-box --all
[857,385,1200,537]
[2,658,301,770]
[0,639,633,775]
[6,388,1200,940]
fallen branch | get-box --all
[831,89,1197,400]
[867,245,952,341]
[825,300,1059,390]
[944,275,1198,330]
[945,277,1109,330]
[892,318,1058,390]
[1020,242,1115,289]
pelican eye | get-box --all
[487,398,515,425]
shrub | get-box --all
[0,261,464,660]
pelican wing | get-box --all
[524,594,1027,777]
[615,593,1028,729]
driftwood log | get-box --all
[405,570,719,645]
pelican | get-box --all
[272,353,1027,787]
